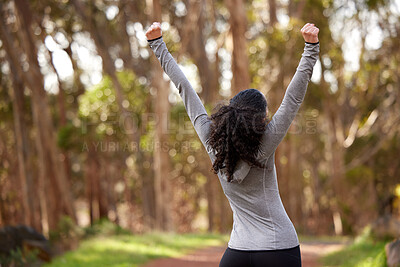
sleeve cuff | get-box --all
[305,41,319,45]
[147,36,163,43]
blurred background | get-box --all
[0,0,400,265]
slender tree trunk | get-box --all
[198,154,217,232]
[14,0,77,230]
[177,0,220,231]
[272,38,298,216]
[310,163,322,234]
[268,0,278,26]
[98,159,108,220]
[318,56,346,235]
[65,44,86,98]
[43,44,73,184]
[1,3,74,232]
[288,137,303,227]
[177,0,219,104]
[85,151,96,225]
[71,0,151,229]
[205,175,215,232]
[277,140,290,214]
[136,106,156,230]
[288,0,306,18]
[85,143,104,225]
[218,186,232,233]
[141,165,156,230]
[0,146,22,225]
[117,2,135,70]
[224,0,250,94]
[108,163,120,225]
[123,167,135,230]
[152,75,172,231]
[0,14,41,231]
[148,0,173,232]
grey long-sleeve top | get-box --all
[148,36,319,250]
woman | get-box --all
[146,21,319,267]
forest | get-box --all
[0,0,399,266]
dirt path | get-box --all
[142,246,226,267]
[142,242,345,267]
[300,241,345,266]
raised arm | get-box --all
[257,23,320,160]
[145,22,211,148]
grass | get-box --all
[44,232,229,267]
[321,237,388,267]
[41,218,391,267]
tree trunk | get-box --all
[136,100,156,230]
[288,0,306,19]
[176,0,220,232]
[318,55,346,234]
[117,2,135,71]
[218,186,232,233]
[1,2,77,233]
[268,0,278,26]
[224,0,250,95]
[98,159,109,220]
[271,38,298,220]
[105,162,120,224]
[141,162,156,230]
[148,0,173,232]
[71,0,154,230]
[123,168,135,230]
[0,143,22,225]
[205,175,215,232]
[0,14,41,231]
[152,75,172,231]
[288,137,303,228]
[44,43,73,184]
[177,0,219,105]
[13,0,77,230]
[85,149,96,225]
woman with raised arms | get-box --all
[145,21,319,267]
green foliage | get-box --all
[78,70,148,141]
[44,232,229,267]
[57,123,84,151]
[365,0,387,10]
[49,216,83,243]
[0,247,40,267]
[346,166,374,185]
[82,218,131,237]
[322,228,388,267]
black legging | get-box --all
[219,245,301,267]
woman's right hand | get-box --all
[145,22,162,40]
[301,23,319,43]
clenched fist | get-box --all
[301,23,319,43]
[145,22,162,40]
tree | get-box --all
[224,0,251,94]
[1,0,77,232]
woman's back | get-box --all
[216,153,299,250]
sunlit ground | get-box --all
[44,232,229,267]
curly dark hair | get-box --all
[206,89,269,182]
